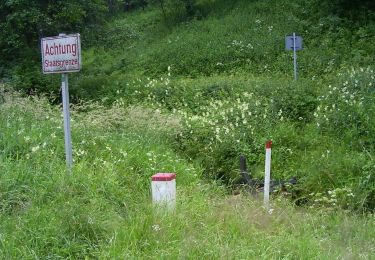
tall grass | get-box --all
[1,92,374,258]
[61,0,375,101]
[90,66,374,211]
[2,0,375,257]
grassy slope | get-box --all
[1,0,375,257]
[70,0,374,100]
[0,92,374,258]
[69,2,375,201]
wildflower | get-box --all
[31,145,40,153]
[152,224,161,232]
[76,149,86,156]
[120,150,128,157]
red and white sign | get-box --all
[41,34,81,74]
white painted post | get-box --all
[293,32,298,81]
[264,141,272,209]
[61,73,73,171]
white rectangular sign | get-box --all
[41,34,81,74]
[285,35,303,51]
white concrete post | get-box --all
[151,173,176,210]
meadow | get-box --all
[1,0,375,258]
[0,91,374,258]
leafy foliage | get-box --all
[0,0,108,63]
[1,0,375,212]
[315,67,375,150]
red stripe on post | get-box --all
[265,140,272,149]
[152,173,176,181]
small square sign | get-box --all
[285,35,303,51]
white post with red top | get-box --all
[264,141,272,209]
[151,173,176,210]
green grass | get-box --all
[2,0,375,257]
[59,0,375,102]
[0,92,374,258]
[63,4,375,209]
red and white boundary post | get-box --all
[264,141,272,209]
[151,173,176,210]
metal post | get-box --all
[293,32,298,80]
[240,155,251,184]
[62,73,73,171]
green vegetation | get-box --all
[60,0,375,210]
[1,0,375,257]
[1,92,374,258]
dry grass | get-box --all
[73,102,181,138]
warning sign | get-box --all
[41,34,81,74]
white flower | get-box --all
[152,224,161,232]
[76,149,86,156]
[31,145,40,153]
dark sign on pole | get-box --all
[285,33,303,80]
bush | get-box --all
[315,66,375,150]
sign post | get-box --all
[61,73,73,169]
[41,33,81,172]
[285,33,303,80]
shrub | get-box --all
[315,66,375,150]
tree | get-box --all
[310,0,375,20]
[0,0,108,78]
